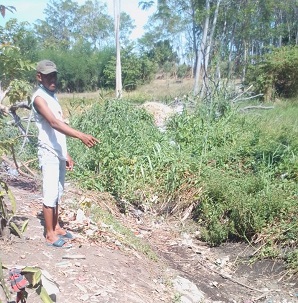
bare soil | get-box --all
[1,172,297,303]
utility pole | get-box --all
[114,0,122,99]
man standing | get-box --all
[31,60,99,248]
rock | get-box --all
[75,209,86,223]
[62,254,86,260]
[79,294,89,301]
[41,269,60,297]
[173,276,205,303]
[75,282,87,293]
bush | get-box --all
[246,46,298,101]
[37,46,115,93]
[167,102,297,252]
[66,97,298,271]
[68,99,172,205]
[103,50,157,91]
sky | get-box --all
[0,0,156,40]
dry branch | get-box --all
[231,84,253,102]
[1,155,37,179]
[234,94,264,102]
[239,105,274,111]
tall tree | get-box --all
[77,0,114,50]
[193,0,210,96]
[34,0,79,50]
[139,0,297,89]
[119,11,136,47]
[114,0,122,98]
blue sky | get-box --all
[0,0,155,39]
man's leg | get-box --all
[41,152,61,243]
[54,204,64,235]
[43,204,57,243]
[54,158,67,236]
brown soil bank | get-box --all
[0,173,297,303]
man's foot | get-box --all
[58,231,74,239]
[46,237,72,248]
[55,228,74,239]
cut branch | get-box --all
[233,94,264,103]
[231,85,253,102]
[239,105,274,111]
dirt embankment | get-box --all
[0,172,297,303]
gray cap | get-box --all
[36,60,57,74]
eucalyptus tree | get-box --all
[34,0,79,50]
[139,0,192,80]
[114,0,122,98]
[119,11,136,47]
[196,0,221,97]
[34,0,128,51]
[139,0,223,96]
[209,0,290,86]
[271,0,298,46]
[231,0,273,81]
[77,0,114,50]
[144,0,190,60]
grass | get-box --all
[65,91,298,272]
[2,79,297,272]
[58,78,194,106]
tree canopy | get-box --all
[0,0,297,97]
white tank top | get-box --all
[31,86,67,160]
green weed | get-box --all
[65,97,298,271]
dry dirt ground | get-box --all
[1,171,298,303]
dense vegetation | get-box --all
[0,0,298,275]
[65,97,297,271]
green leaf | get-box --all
[22,266,42,286]
[32,270,42,287]
[0,260,11,300]
[21,219,29,233]
[0,181,17,215]
[22,266,40,273]
[9,221,22,238]
[39,285,54,303]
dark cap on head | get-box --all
[36,60,57,74]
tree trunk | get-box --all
[242,40,247,83]
[193,0,210,96]
[200,0,221,98]
[227,23,236,80]
[114,0,122,99]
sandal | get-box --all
[46,237,72,248]
[59,231,74,239]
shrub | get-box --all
[246,46,298,101]
[66,97,298,271]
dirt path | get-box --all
[1,173,297,303]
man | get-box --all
[31,60,99,248]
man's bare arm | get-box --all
[33,96,99,147]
